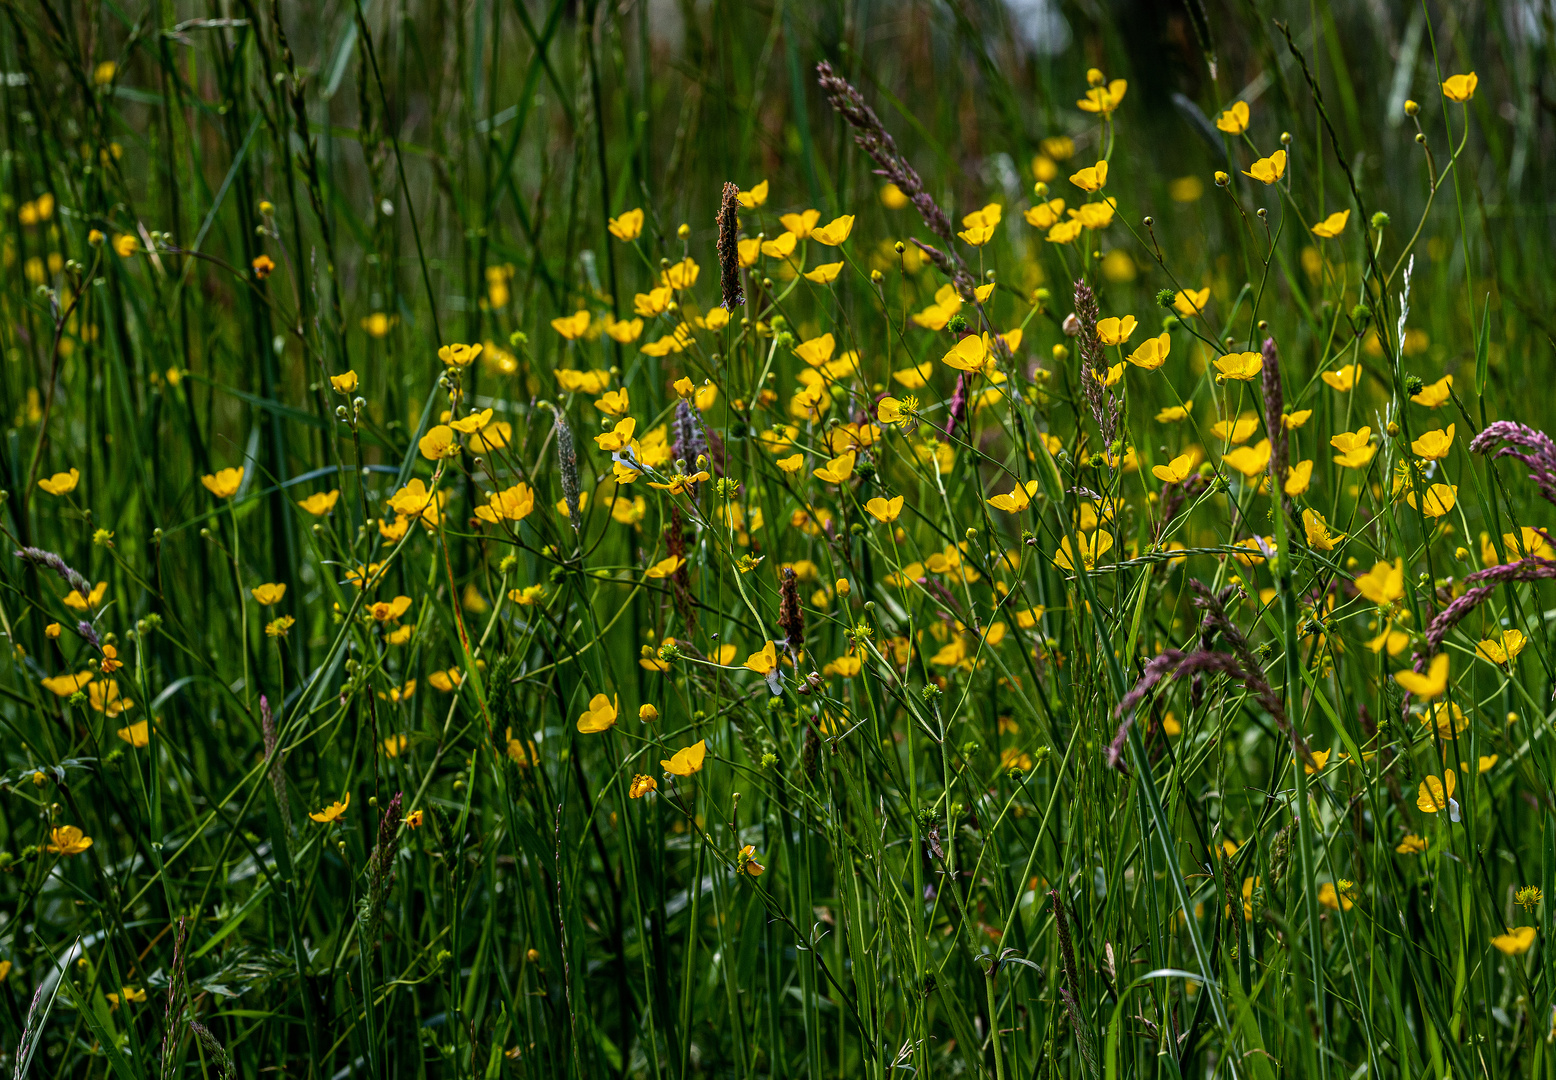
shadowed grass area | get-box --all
[0,1,1553,1077]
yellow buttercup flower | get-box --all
[594,388,630,416]
[736,180,768,208]
[986,480,1038,513]
[941,335,992,374]
[1215,101,1250,134]
[1396,834,1428,855]
[1156,402,1194,422]
[1283,410,1313,429]
[418,425,460,461]
[1069,160,1108,192]
[1303,509,1344,551]
[475,483,535,524]
[1173,287,1210,317]
[1413,374,1453,407]
[809,214,854,246]
[595,417,637,453]
[1053,531,1113,572]
[804,261,844,284]
[1127,333,1170,370]
[1491,926,1536,956]
[1213,352,1263,382]
[1024,197,1066,230]
[813,452,855,484]
[1284,460,1314,496]
[1223,440,1271,479]
[1477,629,1527,666]
[309,793,350,823]
[880,182,909,208]
[661,739,708,776]
[251,583,286,605]
[1095,315,1136,347]
[1322,363,1362,392]
[1152,453,1195,485]
[794,333,835,365]
[329,370,359,393]
[608,208,644,241]
[1311,209,1351,238]
[1412,425,1455,460]
[1076,79,1127,115]
[437,342,483,368]
[450,408,494,433]
[117,719,150,748]
[63,581,107,612]
[42,671,93,696]
[577,693,619,734]
[1441,72,1477,103]
[1330,427,1376,469]
[1355,559,1405,605]
[46,825,93,855]
[551,310,591,340]
[866,495,904,523]
[1406,483,1457,518]
[1243,149,1286,184]
[1416,769,1456,816]
[38,468,79,496]
[607,317,644,343]
[744,641,778,675]
[761,232,798,259]
[958,222,996,246]
[1396,653,1450,700]
[779,209,820,237]
[296,489,340,516]
[644,555,685,579]
[201,466,245,498]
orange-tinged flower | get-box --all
[38,468,79,496]
[309,792,350,823]
[661,739,708,776]
[201,466,245,498]
[629,774,658,798]
[47,825,93,855]
[406,809,426,828]
[577,693,619,734]
[738,844,765,876]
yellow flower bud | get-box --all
[1404,99,1420,116]
[1214,171,1230,187]
[639,703,658,722]
[835,578,850,596]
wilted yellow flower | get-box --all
[629,774,658,798]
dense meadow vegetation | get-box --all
[0,0,1553,1076]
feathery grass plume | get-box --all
[187,1022,237,1080]
[717,182,744,310]
[553,411,581,529]
[14,546,90,599]
[260,695,290,828]
[1260,336,1289,491]
[778,566,805,652]
[1110,582,1308,770]
[75,620,101,649]
[159,917,189,1079]
[1427,559,1556,650]
[1050,889,1099,1078]
[1471,421,1556,506]
[361,791,403,947]
[672,399,708,469]
[1071,280,1120,449]
[814,61,975,298]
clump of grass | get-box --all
[0,3,1550,1078]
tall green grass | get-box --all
[0,1,1552,1077]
